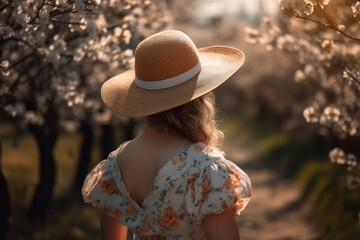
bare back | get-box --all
[116,132,193,207]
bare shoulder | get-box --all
[115,139,135,164]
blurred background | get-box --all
[1,0,360,239]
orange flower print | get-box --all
[138,226,150,235]
[221,204,232,214]
[178,156,188,163]
[201,179,210,199]
[157,206,180,230]
[125,205,136,215]
[98,206,122,218]
[172,155,188,165]
[100,178,118,194]
[234,197,244,211]
[187,172,197,200]
[225,172,240,190]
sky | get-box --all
[195,0,279,25]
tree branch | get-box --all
[0,3,11,12]
[50,19,83,25]
[344,68,360,86]
[11,37,39,53]
[9,57,40,92]
[336,58,360,86]
[283,6,360,42]
[9,53,35,70]
[8,55,39,92]
[317,6,360,42]
[29,0,46,24]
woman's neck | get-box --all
[138,120,191,145]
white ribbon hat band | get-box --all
[135,62,201,90]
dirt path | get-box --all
[225,144,321,240]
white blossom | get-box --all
[74,47,86,62]
[276,34,295,50]
[55,0,67,5]
[0,86,9,95]
[0,0,171,130]
[4,103,26,117]
[91,0,102,5]
[329,148,347,165]
[114,27,132,44]
[323,106,341,122]
[75,0,86,12]
[303,107,318,122]
[321,39,333,52]
[244,27,260,44]
[347,154,358,167]
[1,60,10,76]
[24,111,45,125]
[329,148,359,170]
[294,69,306,82]
[15,13,30,28]
[39,9,50,28]
[0,25,15,39]
[317,0,330,8]
[348,121,357,136]
[347,175,360,190]
[304,0,315,15]
[351,1,360,17]
[250,0,360,228]
[337,24,345,31]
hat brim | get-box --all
[101,46,245,117]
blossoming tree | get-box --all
[0,0,171,234]
[245,0,360,233]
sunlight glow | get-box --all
[195,0,279,25]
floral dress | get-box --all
[82,142,251,240]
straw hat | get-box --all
[101,30,245,117]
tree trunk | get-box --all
[0,140,10,239]
[72,119,137,197]
[101,124,116,160]
[100,119,136,160]
[124,118,136,141]
[72,121,93,195]
[27,124,58,219]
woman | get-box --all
[82,30,251,240]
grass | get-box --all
[298,161,360,239]
[222,111,360,240]
[220,110,290,155]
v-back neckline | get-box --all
[113,142,200,208]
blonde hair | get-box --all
[146,92,224,148]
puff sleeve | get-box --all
[185,158,251,223]
[82,158,126,218]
